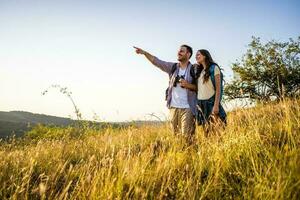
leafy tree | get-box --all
[225,36,300,101]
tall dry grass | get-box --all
[0,99,299,199]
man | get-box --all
[134,45,197,143]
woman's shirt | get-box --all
[197,66,220,100]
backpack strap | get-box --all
[169,63,177,78]
[209,64,224,100]
[165,63,177,101]
[209,64,216,88]
[190,64,197,85]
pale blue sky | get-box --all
[0,0,299,121]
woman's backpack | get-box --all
[209,64,224,101]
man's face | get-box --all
[177,46,190,62]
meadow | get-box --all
[0,99,299,199]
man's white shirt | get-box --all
[170,67,190,108]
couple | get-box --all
[134,45,226,143]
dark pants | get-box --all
[196,96,227,126]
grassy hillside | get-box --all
[0,100,299,199]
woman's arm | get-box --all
[212,74,221,114]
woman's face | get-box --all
[196,51,205,64]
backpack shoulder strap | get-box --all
[210,64,223,86]
[190,64,197,84]
[209,64,224,100]
[171,63,177,73]
[169,63,177,78]
[209,64,216,88]
[190,64,196,78]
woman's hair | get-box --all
[197,49,218,83]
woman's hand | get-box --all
[212,104,219,115]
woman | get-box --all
[195,49,226,133]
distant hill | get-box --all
[0,111,162,138]
[0,111,74,138]
[0,111,73,125]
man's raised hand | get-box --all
[133,46,155,63]
[133,46,145,55]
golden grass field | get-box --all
[0,99,299,199]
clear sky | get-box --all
[1,0,299,121]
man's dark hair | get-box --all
[181,44,193,58]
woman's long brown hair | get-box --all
[197,49,218,83]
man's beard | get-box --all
[177,56,187,62]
